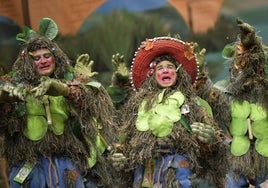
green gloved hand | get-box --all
[112,53,129,80]
[31,77,69,97]
[191,42,207,74]
[109,152,128,171]
[172,33,181,40]
[190,122,215,144]
[1,82,26,101]
[197,48,206,71]
[75,54,98,79]
[237,18,261,50]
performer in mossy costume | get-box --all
[113,37,227,188]
[195,18,268,187]
[0,18,118,188]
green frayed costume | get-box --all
[0,23,119,187]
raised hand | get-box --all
[75,54,98,79]
[112,53,129,80]
[237,18,260,50]
[191,42,207,73]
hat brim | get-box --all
[131,37,199,90]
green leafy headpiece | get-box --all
[16,17,58,42]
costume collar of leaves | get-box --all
[136,89,185,137]
[16,17,58,42]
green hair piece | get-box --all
[16,17,58,42]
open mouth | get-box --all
[162,76,171,81]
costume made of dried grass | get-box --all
[195,19,268,184]
[226,24,268,179]
[121,65,226,187]
[1,36,118,187]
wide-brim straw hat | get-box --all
[131,37,199,90]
